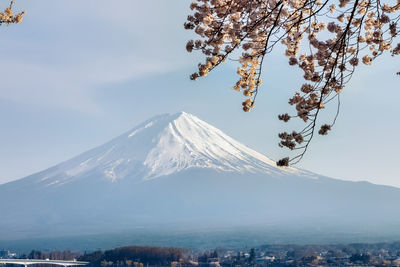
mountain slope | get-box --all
[10,111,306,189]
[1,112,400,243]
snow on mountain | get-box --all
[142,112,298,178]
[34,111,305,187]
[2,111,400,243]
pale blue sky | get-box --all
[0,0,399,187]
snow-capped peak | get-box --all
[144,112,288,178]
[36,112,301,186]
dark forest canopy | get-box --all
[79,246,185,266]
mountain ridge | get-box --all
[1,111,400,244]
[7,111,309,189]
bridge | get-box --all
[0,259,89,267]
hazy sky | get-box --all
[1,0,399,187]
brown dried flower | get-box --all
[276,157,289,167]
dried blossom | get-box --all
[277,157,289,167]
[318,124,331,135]
[278,113,291,122]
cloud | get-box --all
[0,0,190,113]
[0,55,174,113]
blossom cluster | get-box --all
[0,1,25,25]
[185,0,400,165]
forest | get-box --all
[78,246,186,267]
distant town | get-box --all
[0,250,16,259]
[2,242,400,266]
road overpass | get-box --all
[0,259,89,267]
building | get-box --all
[0,250,16,259]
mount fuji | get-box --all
[1,112,400,245]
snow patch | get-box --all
[128,122,154,138]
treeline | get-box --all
[78,246,186,266]
[20,250,81,260]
